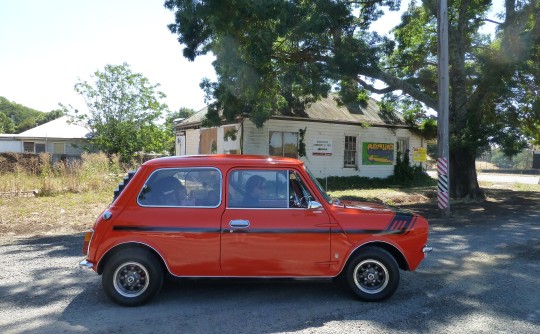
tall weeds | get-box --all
[0,152,129,196]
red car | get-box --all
[80,155,431,306]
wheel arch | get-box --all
[342,241,410,273]
[96,242,169,275]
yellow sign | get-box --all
[413,147,427,162]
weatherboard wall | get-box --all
[242,119,422,179]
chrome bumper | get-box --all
[79,259,94,269]
[422,245,433,254]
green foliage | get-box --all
[0,97,63,133]
[0,111,15,133]
[65,63,170,162]
[317,171,435,192]
[298,127,307,157]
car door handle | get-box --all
[229,220,250,228]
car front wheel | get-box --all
[102,248,164,306]
[345,247,400,301]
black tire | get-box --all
[102,248,164,306]
[344,247,400,301]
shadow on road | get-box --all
[1,189,539,333]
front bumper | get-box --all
[422,245,433,255]
[79,259,94,269]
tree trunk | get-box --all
[449,147,484,199]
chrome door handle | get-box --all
[229,220,250,228]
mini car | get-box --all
[80,155,431,306]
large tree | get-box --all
[66,63,169,162]
[165,0,539,199]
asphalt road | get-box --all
[1,195,539,333]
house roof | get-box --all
[16,116,91,139]
[176,95,407,129]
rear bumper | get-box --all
[79,259,94,269]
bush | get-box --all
[317,153,435,191]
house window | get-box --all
[23,142,34,153]
[344,136,357,167]
[396,137,409,160]
[35,143,46,153]
[53,143,65,154]
[269,131,298,158]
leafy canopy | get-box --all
[66,63,169,162]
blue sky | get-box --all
[0,1,501,115]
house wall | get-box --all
[179,125,241,156]
[242,119,423,178]
[0,138,86,156]
[185,129,201,155]
[0,139,22,153]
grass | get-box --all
[0,190,113,236]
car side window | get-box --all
[228,170,288,208]
[289,171,316,208]
[138,168,221,207]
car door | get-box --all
[130,167,223,276]
[221,168,332,277]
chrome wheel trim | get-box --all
[113,261,150,298]
[353,259,389,294]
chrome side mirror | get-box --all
[307,201,323,210]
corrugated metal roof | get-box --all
[176,94,406,128]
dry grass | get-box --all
[0,190,113,237]
[0,152,125,195]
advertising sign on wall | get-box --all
[362,142,394,165]
[312,138,333,156]
[413,147,427,162]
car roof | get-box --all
[142,155,304,169]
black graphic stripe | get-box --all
[113,226,220,233]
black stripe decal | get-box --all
[113,226,220,233]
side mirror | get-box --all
[307,201,323,210]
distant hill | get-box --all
[0,97,64,134]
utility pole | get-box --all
[437,0,450,215]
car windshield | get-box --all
[304,166,333,205]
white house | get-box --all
[175,95,427,178]
[0,116,91,160]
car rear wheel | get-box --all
[345,247,400,301]
[102,248,164,306]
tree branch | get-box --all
[356,70,439,111]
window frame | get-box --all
[137,167,222,208]
[344,135,357,168]
[396,137,410,160]
[269,131,299,158]
[53,142,65,155]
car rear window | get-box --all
[138,168,221,208]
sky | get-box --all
[0,1,501,115]
[0,0,216,113]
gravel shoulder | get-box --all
[0,189,539,333]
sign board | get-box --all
[362,142,394,165]
[413,147,427,162]
[312,138,333,156]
